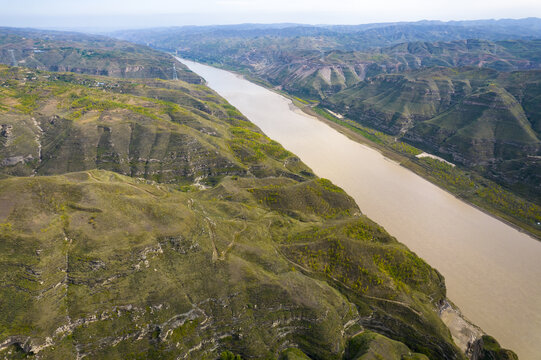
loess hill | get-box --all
[0,28,202,84]
[323,67,541,202]
[112,21,541,99]
[0,65,490,359]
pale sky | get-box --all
[0,0,540,30]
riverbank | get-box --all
[439,299,484,355]
[288,103,540,240]
[296,104,541,241]
[178,57,540,240]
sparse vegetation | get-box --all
[0,63,467,360]
[0,23,523,360]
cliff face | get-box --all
[469,336,519,360]
[0,66,468,359]
[0,69,251,183]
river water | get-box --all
[180,58,541,359]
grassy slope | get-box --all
[0,171,455,359]
[0,66,469,359]
[0,65,304,183]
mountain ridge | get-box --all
[0,63,485,360]
[0,27,202,84]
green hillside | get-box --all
[0,65,487,359]
[0,170,454,359]
[323,67,541,202]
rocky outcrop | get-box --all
[468,336,518,360]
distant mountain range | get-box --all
[113,18,541,51]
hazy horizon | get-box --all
[0,0,540,31]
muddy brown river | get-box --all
[180,58,541,359]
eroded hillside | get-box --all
[0,28,202,84]
[0,65,488,359]
[323,67,541,201]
